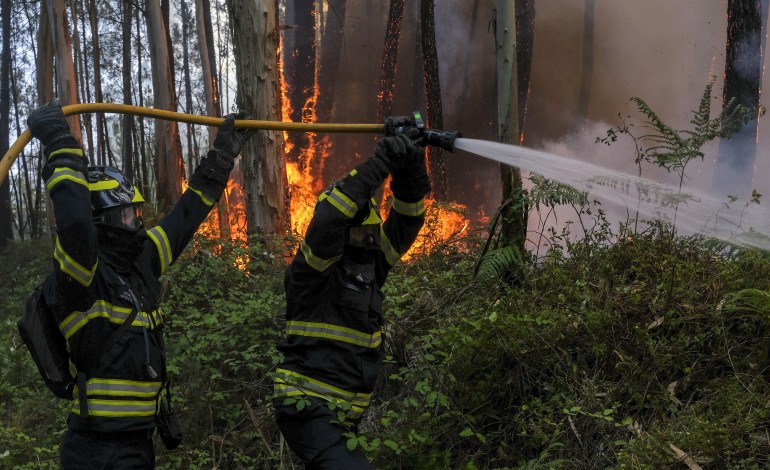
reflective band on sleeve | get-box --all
[380,228,401,266]
[273,368,371,420]
[188,187,216,207]
[60,301,164,340]
[300,241,341,272]
[48,147,84,158]
[147,226,172,273]
[53,236,96,286]
[322,187,358,218]
[45,167,88,193]
[286,321,382,348]
[392,197,425,217]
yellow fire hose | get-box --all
[0,102,384,187]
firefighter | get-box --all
[26,100,253,469]
[274,116,431,469]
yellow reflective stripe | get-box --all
[86,378,161,398]
[322,187,358,218]
[53,236,96,286]
[349,169,358,177]
[300,241,341,272]
[392,197,425,217]
[274,368,371,418]
[48,147,84,158]
[45,167,88,192]
[286,321,382,348]
[380,228,401,266]
[71,398,157,417]
[188,186,216,207]
[147,226,172,274]
[59,301,164,340]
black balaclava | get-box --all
[96,225,147,272]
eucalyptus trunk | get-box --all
[495,0,527,269]
[227,0,288,241]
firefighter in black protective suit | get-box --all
[26,101,254,469]
[274,115,431,469]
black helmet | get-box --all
[87,166,145,231]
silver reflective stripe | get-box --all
[60,301,164,340]
[324,188,358,218]
[53,236,96,286]
[147,226,172,273]
[286,321,382,348]
[71,399,157,417]
[380,228,401,266]
[392,197,425,217]
[274,368,371,419]
[46,167,88,193]
[86,379,161,398]
[300,241,342,272]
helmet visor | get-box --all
[94,204,144,231]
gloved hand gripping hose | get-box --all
[0,103,383,187]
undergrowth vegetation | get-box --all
[1,84,769,468]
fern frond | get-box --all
[475,245,524,282]
[528,174,589,207]
[722,288,770,315]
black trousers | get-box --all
[275,398,372,470]
[59,428,155,469]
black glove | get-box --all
[28,100,86,181]
[384,115,416,137]
[189,112,254,200]
[213,112,255,162]
[27,100,81,153]
[390,146,431,201]
[373,134,416,174]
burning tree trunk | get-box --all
[0,0,11,248]
[515,0,535,142]
[316,0,346,123]
[285,0,316,169]
[145,0,184,213]
[495,0,527,267]
[227,0,288,241]
[419,0,447,201]
[378,0,405,121]
[712,0,764,199]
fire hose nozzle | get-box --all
[394,111,463,153]
[421,128,463,153]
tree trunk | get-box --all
[316,0,346,123]
[496,0,527,263]
[135,3,149,199]
[515,0,535,142]
[121,0,136,180]
[712,0,763,198]
[227,0,288,241]
[286,0,316,168]
[145,0,184,213]
[70,0,94,163]
[378,0,405,121]
[0,0,12,248]
[87,0,106,165]
[44,0,82,140]
[575,0,595,129]
[419,0,447,200]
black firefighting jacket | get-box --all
[275,157,426,420]
[44,150,223,433]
